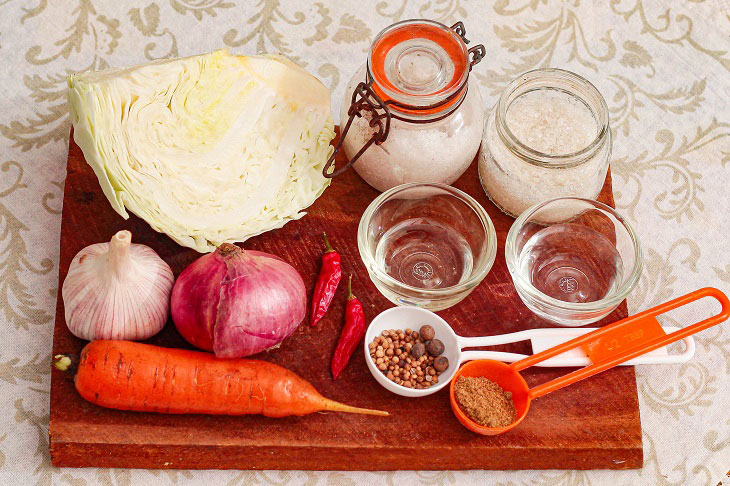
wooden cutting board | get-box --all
[49,129,641,470]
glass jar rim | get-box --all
[504,197,643,312]
[495,68,611,169]
[367,19,470,118]
[357,182,497,297]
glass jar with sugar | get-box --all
[478,68,611,217]
[325,20,486,192]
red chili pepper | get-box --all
[310,232,342,326]
[331,276,367,380]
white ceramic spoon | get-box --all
[364,306,695,397]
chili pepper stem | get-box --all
[322,232,334,253]
[347,275,354,300]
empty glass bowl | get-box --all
[505,197,642,326]
[358,183,497,311]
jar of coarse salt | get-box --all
[478,68,611,217]
[325,19,486,192]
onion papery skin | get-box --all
[171,244,306,358]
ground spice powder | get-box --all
[454,376,517,428]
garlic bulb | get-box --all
[62,230,174,340]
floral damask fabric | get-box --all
[0,1,728,484]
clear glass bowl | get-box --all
[505,197,642,326]
[358,183,497,311]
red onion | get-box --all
[171,243,306,358]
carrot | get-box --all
[53,340,388,418]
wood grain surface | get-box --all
[49,129,641,470]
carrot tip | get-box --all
[320,397,389,416]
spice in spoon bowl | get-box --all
[364,305,461,397]
[367,325,449,390]
[453,375,516,428]
[449,360,530,436]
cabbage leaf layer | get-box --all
[68,49,334,252]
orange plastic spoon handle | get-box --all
[511,287,730,400]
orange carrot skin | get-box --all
[75,340,326,418]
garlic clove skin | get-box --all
[62,230,174,341]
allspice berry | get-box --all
[433,356,449,372]
[419,325,435,341]
[411,342,426,359]
[426,338,445,356]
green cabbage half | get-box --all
[68,49,335,252]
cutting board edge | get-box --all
[49,440,643,470]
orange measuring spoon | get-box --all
[449,287,730,435]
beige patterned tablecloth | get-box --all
[1,0,728,484]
